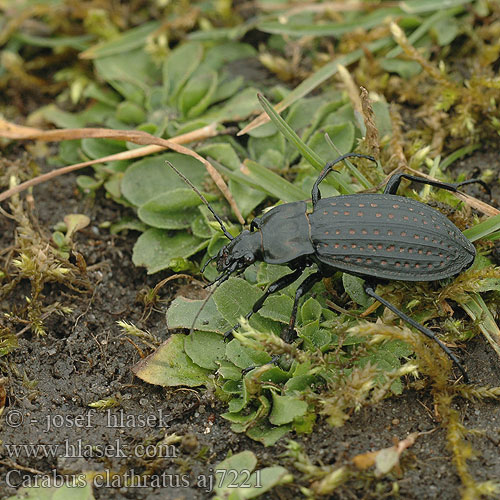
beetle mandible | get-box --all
[168,153,488,383]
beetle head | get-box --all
[216,230,261,273]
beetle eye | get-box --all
[244,254,254,264]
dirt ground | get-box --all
[0,152,500,500]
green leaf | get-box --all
[39,105,87,128]
[180,70,219,118]
[343,274,372,307]
[6,482,95,500]
[247,120,280,139]
[218,360,242,380]
[221,409,257,428]
[137,189,216,229]
[386,8,465,58]
[204,86,260,122]
[286,96,328,133]
[241,37,391,136]
[308,123,355,162]
[52,231,66,248]
[213,278,262,324]
[380,58,422,78]
[258,366,291,384]
[81,138,125,160]
[258,94,323,169]
[373,100,393,138]
[184,331,226,370]
[256,263,291,285]
[258,8,402,36]
[116,101,147,124]
[167,296,231,333]
[215,464,291,498]
[432,17,459,45]
[463,213,500,242]
[440,144,480,171]
[222,379,244,394]
[246,421,291,446]
[188,24,253,41]
[458,293,500,359]
[293,411,317,434]
[94,50,159,104]
[132,229,206,274]
[110,217,148,234]
[214,451,257,476]
[163,42,204,102]
[58,140,82,164]
[82,21,161,59]
[83,83,121,107]
[132,334,211,387]
[201,42,257,71]
[285,374,316,392]
[401,0,472,15]
[191,213,214,239]
[299,320,329,348]
[300,297,322,323]
[243,160,309,202]
[258,94,354,194]
[226,339,271,369]
[269,393,308,425]
[13,33,93,50]
[248,131,285,165]
[259,295,294,324]
[227,382,250,413]
[76,175,103,191]
[121,153,206,207]
[103,173,123,199]
[361,340,412,374]
[198,142,241,169]
[229,179,267,219]
[212,74,244,103]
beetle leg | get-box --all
[250,217,262,231]
[223,267,305,341]
[384,173,489,197]
[200,254,217,273]
[312,153,377,207]
[241,354,282,375]
[364,285,469,383]
[282,271,324,343]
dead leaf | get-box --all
[0,120,244,224]
[352,432,420,477]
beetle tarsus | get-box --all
[281,327,297,343]
[241,354,282,375]
[223,327,237,342]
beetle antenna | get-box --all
[165,161,234,241]
[201,254,217,273]
[190,263,238,333]
[189,284,217,334]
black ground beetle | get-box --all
[169,153,488,383]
